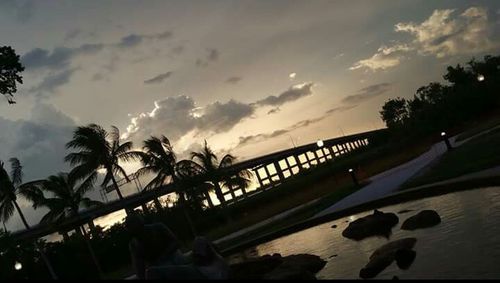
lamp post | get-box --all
[441,131,453,151]
[349,168,359,186]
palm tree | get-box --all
[188,140,252,208]
[0,158,58,279]
[135,135,198,235]
[65,124,139,204]
[29,172,103,277]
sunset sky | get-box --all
[1,0,500,231]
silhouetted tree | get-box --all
[65,124,140,205]
[28,173,103,277]
[135,135,197,235]
[0,46,24,104]
[187,140,252,207]
[0,159,58,279]
[380,97,408,129]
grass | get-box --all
[401,127,500,189]
[455,113,500,142]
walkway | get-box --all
[313,126,500,218]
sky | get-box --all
[1,0,500,232]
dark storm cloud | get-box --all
[341,83,393,104]
[254,83,314,107]
[21,44,104,70]
[29,69,77,96]
[144,72,173,84]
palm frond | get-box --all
[80,198,103,208]
[219,154,236,169]
[0,201,15,223]
[75,171,97,198]
[8,158,22,187]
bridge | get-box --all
[11,129,387,241]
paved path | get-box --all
[313,126,500,219]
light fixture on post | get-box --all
[316,139,324,148]
[14,261,22,271]
[441,131,453,151]
[477,74,485,82]
[349,168,359,186]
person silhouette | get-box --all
[125,211,189,279]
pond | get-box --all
[227,186,500,279]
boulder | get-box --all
[359,238,417,279]
[401,210,441,230]
[281,254,327,274]
[342,210,399,241]
[263,266,316,280]
[229,254,282,279]
[395,249,416,270]
[230,253,326,280]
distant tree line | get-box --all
[380,55,500,137]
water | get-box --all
[228,186,500,279]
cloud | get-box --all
[197,100,254,134]
[0,0,35,22]
[351,7,498,71]
[267,107,281,115]
[91,73,106,81]
[254,82,314,107]
[236,115,328,148]
[325,104,358,114]
[350,44,412,71]
[171,45,185,55]
[395,7,496,58]
[29,69,77,96]
[196,48,220,67]
[225,76,242,84]
[21,44,104,70]
[341,83,393,104]
[124,82,315,149]
[117,30,173,48]
[144,71,173,84]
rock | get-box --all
[331,224,337,228]
[392,276,399,280]
[263,266,316,280]
[401,210,441,230]
[328,254,338,259]
[395,249,416,270]
[281,254,327,274]
[342,210,399,240]
[230,253,326,280]
[359,238,417,279]
[229,254,282,279]
[397,209,413,214]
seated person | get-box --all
[144,236,230,280]
[125,211,189,279]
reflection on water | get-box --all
[228,186,500,279]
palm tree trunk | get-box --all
[109,170,124,200]
[107,168,132,215]
[78,226,104,278]
[179,193,197,238]
[213,182,226,207]
[13,200,58,279]
[153,198,163,212]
